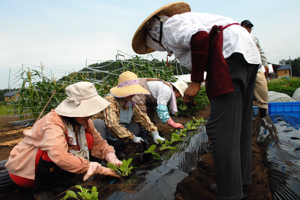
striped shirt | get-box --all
[98,95,157,141]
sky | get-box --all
[0,0,299,89]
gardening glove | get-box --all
[151,131,165,144]
[106,152,123,167]
[83,162,120,182]
[167,118,184,129]
[132,136,144,143]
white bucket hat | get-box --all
[171,80,188,97]
[55,82,110,117]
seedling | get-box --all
[107,158,134,177]
[61,185,98,200]
[171,132,183,143]
[144,144,161,160]
[158,139,176,151]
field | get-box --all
[0,105,273,200]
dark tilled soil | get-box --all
[0,106,273,200]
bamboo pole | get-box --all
[36,90,56,121]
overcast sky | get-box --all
[1,0,299,89]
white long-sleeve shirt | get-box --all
[161,12,261,69]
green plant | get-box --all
[107,158,134,177]
[171,132,183,143]
[158,139,176,151]
[144,144,161,160]
[61,185,98,200]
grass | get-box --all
[0,104,13,115]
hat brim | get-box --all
[132,1,191,54]
[55,95,110,117]
[110,84,150,98]
[171,81,187,97]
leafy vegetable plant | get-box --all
[157,139,176,151]
[62,185,98,200]
[107,158,134,177]
[144,144,161,160]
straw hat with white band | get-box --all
[132,1,191,55]
[110,71,150,98]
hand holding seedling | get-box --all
[106,152,122,167]
[183,81,200,108]
[151,131,165,144]
[107,158,134,177]
[83,162,120,182]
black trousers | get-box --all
[34,158,74,192]
[206,53,259,200]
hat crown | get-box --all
[118,71,139,85]
[66,82,97,102]
[171,80,188,97]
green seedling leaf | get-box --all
[66,190,78,199]
[61,194,70,200]
[91,186,97,193]
[107,163,118,171]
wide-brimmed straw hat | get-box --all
[110,71,150,98]
[171,80,188,97]
[132,1,191,54]
[55,82,110,117]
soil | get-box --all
[0,106,273,200]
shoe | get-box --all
[209,183,217,194]
[242,185,248,199]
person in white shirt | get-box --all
[133,79,188,129]
[241,20,269,119]
[132,2,261,199]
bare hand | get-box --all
[183,82,201,107]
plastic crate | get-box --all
[268,102,300,119]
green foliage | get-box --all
[62,185,98,200]
[267,77,300,97]
[174,86,209,117]
[144,144,161,160]
[107,158,134,177]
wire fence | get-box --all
[6,52,189,126]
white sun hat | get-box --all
[55,82,110,117]
[171,80,188,97]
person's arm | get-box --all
[87,120,116,159]
[184,31,209,106]
[255,36,269,74]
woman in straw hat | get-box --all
[132,2,261,199]
[133,79,188,129]
[5,82,122,200]
[93,71,165,156]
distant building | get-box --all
[277,64,291,78]
[4,91,19,101]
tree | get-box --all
[291,57,300,77]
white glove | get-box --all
[83,162,120,182]
[106,152,123,167]
[132,136,144,143]
[151,131,165,144]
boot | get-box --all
[259,108,267,119]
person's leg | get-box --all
[254,70,268,118]
[206,53,258,200]
[93,119,108,140]
[126,122,142,137]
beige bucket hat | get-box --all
[171,80,188,97]
[132,1,191,54]
[110,71,150,98]
[55,82,110,117]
